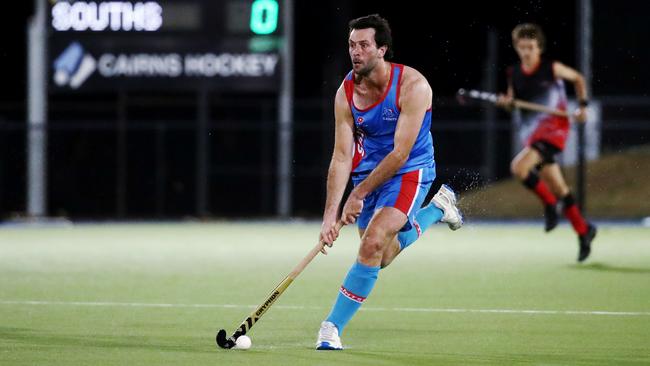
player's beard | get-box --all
[354,57,379,77]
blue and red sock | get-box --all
[397,203,444,250]
[325,261,379,334]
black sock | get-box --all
[522,171,539,190]
[563,193,576,208]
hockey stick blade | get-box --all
[216,329,236,349]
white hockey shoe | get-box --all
[316,321,343,350]
[431,184,464,231]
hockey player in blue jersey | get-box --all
[315,14,463,350]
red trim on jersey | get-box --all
[352,62,395,112]
[340,286,366,303]
[343,79,354,106]
[351,138,363,172]
[395,63,405,111]
[393,170,420,215]
[520,59,542,76]
[395,65,432,112]
[345,72,363,172]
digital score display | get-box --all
[50,0,280,34]
[47,0,283,92]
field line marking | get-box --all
[1,300,649,317]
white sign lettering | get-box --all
[52,1,163,32]
[94,53,278,78]
[184,54,279,77]
[98,54,183,77]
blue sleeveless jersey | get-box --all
[343,63,435,178]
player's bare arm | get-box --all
[553,61,588,122]
[320,84,354,249]
[341,67,432,224]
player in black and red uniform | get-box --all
[497,23,596,262]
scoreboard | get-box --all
[48,0,283,92]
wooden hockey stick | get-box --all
[456,88,570,118]
[216,221,345,349]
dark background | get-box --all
[1,1,648,219]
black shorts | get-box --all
[531,140,561,166]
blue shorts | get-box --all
[352,167,435,232]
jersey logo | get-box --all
[382,107,398,121]
[355,129,366,156]
[357,116,364,124]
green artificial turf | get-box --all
[1,222,649,365]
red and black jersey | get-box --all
[508,58,571,150]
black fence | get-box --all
[1,96,649,219]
